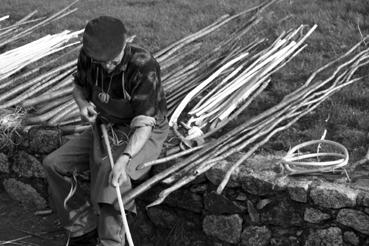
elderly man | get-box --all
[43,16,168,246]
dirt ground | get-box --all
[0,187,65,246]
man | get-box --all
[43,16,169,246]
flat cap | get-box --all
[82,16,127,62]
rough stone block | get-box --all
[12,150,45,178]
[337,209,369,235]
[164,189,203,213]
[343,231,359,246]
[27,127,61,154]
[310,182,358,208]
[205,160,240,188]
[304,227,343,246]
[304,207,330,224]
[202,214,242,244]
[146,206,179,229]
[204,191,245,215]
[240,226,271,246]
[3,178,47,209]
[261,200,303,226]
[287,180,312,203]
[0,152,9,173]
[357,191,369,207]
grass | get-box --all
[1,0,369,161]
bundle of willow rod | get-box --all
[122,39,369,206]
[169,25,317,143]
[0,0,78,48]
[0,29,82,81]
[0,2,83,129]
[156,0,277,115]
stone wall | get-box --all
[1,127,369,246]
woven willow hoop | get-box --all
[282,140,349,175]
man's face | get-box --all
[95,43,126,74]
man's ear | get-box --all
[126,35,136,43]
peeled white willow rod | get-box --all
[0,32,81,80]
[190,65,245,112]
[0,42,77,82]
[197,38,301,114]
[188,40,293,116]
[215,45,304,121]
[204,79,270,136]
[0,44,80,88]
[217,78,265,121]
[0,16,9,22]
[286,152,345,161]
[169,52,250,127]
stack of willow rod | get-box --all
[123,38,369,207]
[0,0,276,132]
[0,2,81,135]
[169,25,317,143]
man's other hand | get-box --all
[110,155,130,187]
[80,102,97,123]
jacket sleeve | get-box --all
[73,50,92,100]
[129,58,164,127]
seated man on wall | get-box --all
[43,16,169,246]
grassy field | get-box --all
[1,0,369,161]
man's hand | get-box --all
[79,102,98,123]
[110,155,130,187]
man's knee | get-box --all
[42,152,58,172]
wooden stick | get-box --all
[101,124,134,246]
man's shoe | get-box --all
[66,229,98,246]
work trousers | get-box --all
[43,123,168,246]
[43,127,127,245]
